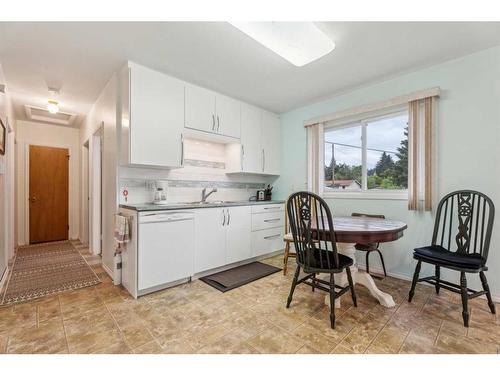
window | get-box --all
[323,110,408,197]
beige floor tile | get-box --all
[247,325,305,354]
[120,322,155,349]
[66,328,127,354]
[196,330,258,354]
[295,344,321,354]
[291,323,338,353]
[435,331,498,354]
[133,340,163,354]
[365,325,409,354]
[7,318,68,354]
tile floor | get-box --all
[0,244,499,354]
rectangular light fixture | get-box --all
[230,22,335,67]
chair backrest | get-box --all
[351,212,385,219]
[432,190,495,260]
[286,191,340,269]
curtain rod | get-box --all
[304,87,440,127]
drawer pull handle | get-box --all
[263,207,281,210]
[264,234,281,240]
[264,219,281,223]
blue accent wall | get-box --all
[275,46,500,298]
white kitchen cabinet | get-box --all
[226,105,280,176]
[185,85,241,138]
[194,207,227,273]
[262,110,281,175]
[240,103,263,173]
[120,62,184,168]
[252,228,284,257]
[226,206,252,264]
[194,206,252,273]
[185,84,217,133]
[216,94,241,138]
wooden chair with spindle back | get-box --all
[408,190,496,327]
[286,191,357,329]
[351,212,387,277]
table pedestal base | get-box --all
[323,243,395,309]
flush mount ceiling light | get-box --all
[47,87,60,114]
[230,22,335,67]
[47,99,59,114]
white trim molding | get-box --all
[304,87,441,127]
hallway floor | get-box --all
[0,244,498,354]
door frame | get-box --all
[24,141,74,244]
[89,125,103,255]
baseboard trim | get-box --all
[358,264,500,303]
[102,262,113,280]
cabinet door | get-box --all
[262,110,281,175]
[185,84,216,133]
[216,94,241,138]
[225,206,252,264]
[240,103,263,173]
[130,64,184,167]
[194,208,226,273]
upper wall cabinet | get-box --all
[120,63,184,168]
[185,84,241,139]
[226,104,280,176]
[261,110,281,175]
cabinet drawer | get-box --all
[252,228,284,257]
[251,203,284,214]
[251,211,284,231]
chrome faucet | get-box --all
[201,187,218,203]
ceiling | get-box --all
[1,22,500,124]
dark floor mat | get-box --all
[200,262,281,292]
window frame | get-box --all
[322,106,409,200]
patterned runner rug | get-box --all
[1,240,100,305]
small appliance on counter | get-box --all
[153,180,168,205]
[153,188,168,205]
[256,185,273,201]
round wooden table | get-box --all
[318,216,407,308]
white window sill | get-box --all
[323,190,408,201]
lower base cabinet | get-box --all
[251,227,284,257]
[194,207,227,273]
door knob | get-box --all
[30,196,37,203]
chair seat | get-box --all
[283,233,294,242]
[414,245,485,269]
[355,243,378,251]
[304,248,353,271]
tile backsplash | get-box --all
[119,138,275,204]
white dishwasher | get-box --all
[138,211,195,291]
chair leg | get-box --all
[408,260,422,302]
[346,267,357,307]
[286,265,300,308]
[435,266,441,294]
[365,251,370,275]
[311,273,316,292]
[283,242,290,276]
[375,249,387,277]
[460,272,470,327]
[329,273,336,329]
[479,271,496,314]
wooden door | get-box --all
[29,145,69,243]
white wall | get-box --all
[79,74,117,273]
[275,46,500,299]
[15,120,80,245]
[0,63,16,286]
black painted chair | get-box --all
[408,190,496,327]
[286,191,357,329]
[352,213,387,277]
